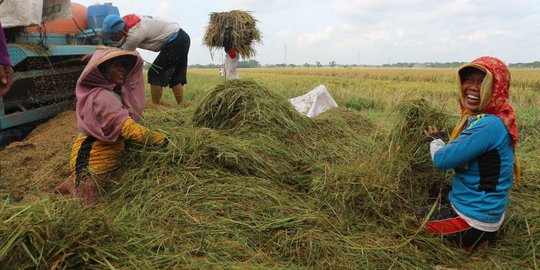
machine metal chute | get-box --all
[1,1,118,145]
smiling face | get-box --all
[98,54,137,87]
[460,67,486,112]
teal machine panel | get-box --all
[0,31,100,145]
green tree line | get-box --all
[189,60,540,68]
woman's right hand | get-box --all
[0,65,13,96]
[424,126,447,142]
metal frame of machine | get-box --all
[0,31,100,145]
[0,1,119,146]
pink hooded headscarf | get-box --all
[76,49,145,142]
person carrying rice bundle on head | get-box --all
[56,49,168,204]
[203,10,262,81]
[419,56,520,252]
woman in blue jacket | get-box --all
[421,56,520,251]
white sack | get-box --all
[0,0,71,28]
[0,0,44,27]
[289,85,338,117]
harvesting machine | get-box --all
[0,0,119,146]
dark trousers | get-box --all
[416,200,497,251]
[148,28,190,87]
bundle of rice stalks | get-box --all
[310,160,401,226]
[386,99,456,205]
[0,199,156,268]
[308,107,378,163]
[192,79,313,142]
[313,107,375,136]
[203,10,262,59]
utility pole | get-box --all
[284,44,287,67]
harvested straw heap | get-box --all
[203,10,262,59]
[193,79,312,139]
[4,82,532,269]
[387,99,455,203]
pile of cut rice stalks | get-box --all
[1,81,534,269]
[387,99,456,204]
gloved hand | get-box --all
[423,126,448,142]
[430,139,446,160]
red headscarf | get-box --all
[227,48,237,59]
[451,56,518,147]
[122,14,141,32]
[451,56,520,184]
[75,49,145,142]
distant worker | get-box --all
[222,30,238,80]
[420,56,519,251]
[57,49,168,204]
[203,10,261,80]
[100,14,190,107]
[223,48,238,80]
[0,21,13,96]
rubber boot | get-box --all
[172,84,187,107]
[150,85,163,105]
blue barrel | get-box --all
[87,4,120,29]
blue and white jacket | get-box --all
[432,114,514,224]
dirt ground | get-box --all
[0,110,78,202]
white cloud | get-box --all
[465,31,491,43]
[277,30,292,38]
[155,2,171,18]
[224,0,295,13]
[334,0,432,13]
[363,30,391,46]
[340,23,355,32]
[296,26,335,45]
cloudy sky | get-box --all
[74,0,540,65]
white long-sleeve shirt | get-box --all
[224,55,238,80]
[121,15,180,52]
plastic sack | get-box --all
[289,85,338,117]
[0,0,71,28]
